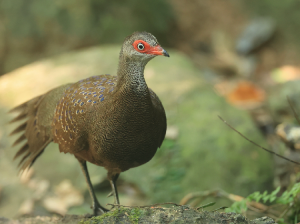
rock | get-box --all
[0,207,276,224]
[236,17,276,55]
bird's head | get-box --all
[120,31,169,63]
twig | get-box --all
[275,206,290,223]
[181,189,281,218]
[287,96,300,125]
[211,206,228,212]
[218,116,300,165]
[195,202,216,210]
[107,202,182,209]
[180,190,221,205]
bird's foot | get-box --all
[92,202,110,216]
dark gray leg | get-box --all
[108,173,120,204]
[77,158,109,215]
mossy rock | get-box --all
[0,206,275,224]
[82,206,275,224]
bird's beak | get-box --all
[148,45,170,57]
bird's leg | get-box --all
[77,158,109,215]
[108,173,120,204]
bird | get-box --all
[9,31,169,216]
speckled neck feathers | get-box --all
[116,54,149,94]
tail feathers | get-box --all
[12,134,26,147]
[14,142,29,160]
[9,101,28,114]
[10,122,27,136]
[17,139,51,172]
[10,95,53,173]
[9,113,27,124]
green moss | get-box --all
[80,207,126,224]
[78,207,146,224]
[128,207,144,224]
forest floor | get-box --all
[0,206,276,224]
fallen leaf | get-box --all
[272,65,300,83]
[225,81,265,110]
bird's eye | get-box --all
[137,43,145,50]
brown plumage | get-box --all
[10,31,169,215]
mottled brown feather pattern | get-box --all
[10,31,168,213]
[10,84,72,171]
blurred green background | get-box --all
[1,0,300,221]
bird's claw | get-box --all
[93,202,109,216]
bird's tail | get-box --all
[9,95,52,173]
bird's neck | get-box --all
[116,56,149,94]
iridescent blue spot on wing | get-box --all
[77,99,81,103]
[86,82,91,84]
[93,95,97,97]
[59,115,62,120]
[74,103,77,106]
[88,93,92,95]
[84,96,88,99]
[87,99,92,103]
[98,94,103,98]
[100,97,104,102]
[93,101,97,104]
[76,110,79,114]
[72,99,75,103]
[81,109,84,113]
[69,133,73,140]
[80,102,84,106]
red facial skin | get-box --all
[132,40,165,56]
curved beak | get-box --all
[147,45,170,57]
